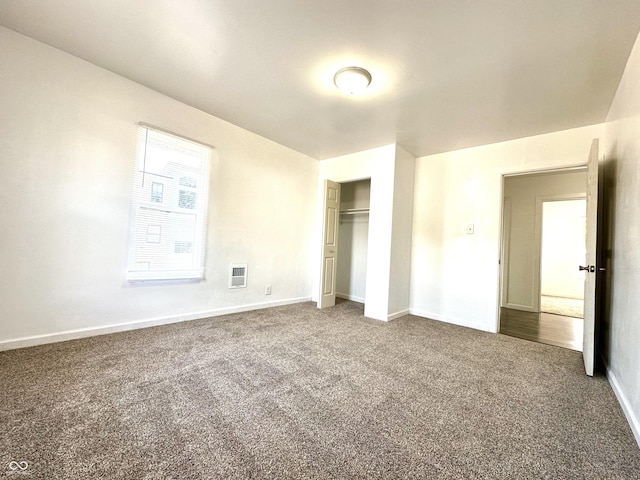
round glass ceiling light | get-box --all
[333,66,372,96]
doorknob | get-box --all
[579,265,595,273]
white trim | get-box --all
[503,302,537,312]
[0,297,311,352]
[137,122,216,150]
[502,164,588,178]
[388,309,410,321]
[336,293,365,303]
[499,195,512,313]
[410,309,491,332]
[606,367,640,448]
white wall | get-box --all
[502,171,586,311]
[0,27,318,349]
[410,124,604,332]
[388,146,415,319]
[317,145,396,321]
[540,199,586,299]
[602,31,640,446]
[336,180,370,303]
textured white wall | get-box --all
[410,124,603,332]
[0,27,318,348]
[603,31,640,446]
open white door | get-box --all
[582,138,601,376]
[318,180,341,309]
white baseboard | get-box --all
[335,295,408,321]
[336,293,365,303]
[606,367,640,448]
[0,296,312,352]
[388,309,410,321]
[503,302,536,312]
[409,308,490,332]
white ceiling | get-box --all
[2,0,640,159]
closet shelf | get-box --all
[339,208,369,215]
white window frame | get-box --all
[126,124,211,282]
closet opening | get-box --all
[336,179,371,307]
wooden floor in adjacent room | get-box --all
[499,307,584,351]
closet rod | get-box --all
[339,208,369,215]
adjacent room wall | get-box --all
[602,30,640,446]
[410,124,604,332]
[540,199,587,299]
[0,27,318,349]
[502,171,586,311]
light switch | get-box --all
[466,224,475,234]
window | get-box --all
[126,125,211,281]
[150,182,164,203]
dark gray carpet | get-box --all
[1,300,638,479]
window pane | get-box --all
[127,126,210,281]
[151,182,164,203]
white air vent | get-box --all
[229,264,247,288]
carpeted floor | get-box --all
[1,301,638,479]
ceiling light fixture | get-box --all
[333,66,372,96]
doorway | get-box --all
[540,199,587,318]
[499,169,587,351]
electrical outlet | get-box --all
[466,224,475,235]
[265,285,272,295]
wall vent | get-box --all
[229,264,247,288]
